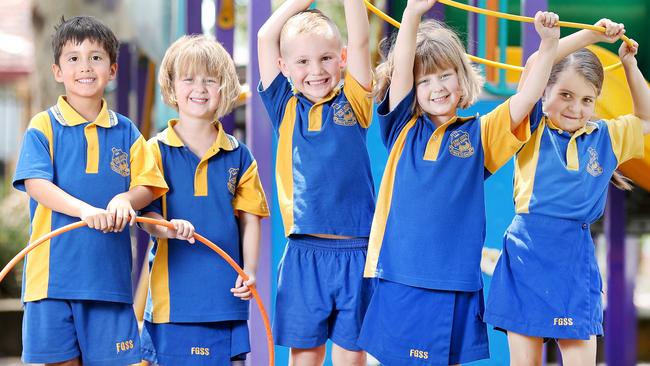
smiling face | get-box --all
[415,68,462,125]
[52,39,116,105]
[279,32,346,103]
[173,72,221,122]
[543,69,598,132]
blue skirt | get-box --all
[484,214,603,340]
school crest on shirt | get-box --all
[110,147,130,177]
[448,131,474,158]
[332,102,358,126]
[227,168,239,195]
[586,147,603,177]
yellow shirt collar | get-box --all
[545,116,599,135]
[50,96,115,128]
[157,119,238,152]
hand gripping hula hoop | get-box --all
[364,0,635,72]
[0,216,275,366]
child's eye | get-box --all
[417,79,429,86]
[441,73,451,80]
[183,78,193,83]
[91,55,102,61]
[560,92,571,99]
[297,59,307,65]
[68,56,78,62]
[583,98,594,104]
[206,79,217,84]
[322,56,332,61]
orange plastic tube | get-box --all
[0,216,274,366]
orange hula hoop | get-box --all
[0,216,275,366]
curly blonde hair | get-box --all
[375,20,483,113]
[158,34,241,119]
[279,9,342,56]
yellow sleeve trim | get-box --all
[277,98,298,236]
[481,99,531,174]
[28,112,54,162]
[130,135,168,199]
[514,121,545,214]
[343,72,373,128]
[606,115,644,166]
[233,161,270,217]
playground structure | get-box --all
[1,0,650,365]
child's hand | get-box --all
[533,11,560,41]
[593,18,625,44]
[80,206,114,233]
[106,193,136,232]
[166,219,195,243]
[618,39,639,67]
[406,0,438,16]
[231,272,256,301]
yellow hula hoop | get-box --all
[363,0,633,72]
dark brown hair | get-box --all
[52,16,119,65]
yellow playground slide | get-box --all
[505,45,650,191]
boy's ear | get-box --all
[109,63,118,81]
[340,46,348,69]
[52,63,63,83]
[278,57,290,77]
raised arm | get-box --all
[343,0,371,89]
[509,11,559,127]
[518,19,625,91]
[388,0,437,111]
[619,40,650,134]
[257,0,314,89]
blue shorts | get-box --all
[273,235,375,350]
[485,214,603,340]
[22,299,141,365]
[141,320,249,365]
[358,279,489,365]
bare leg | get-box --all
[289,345,326,366]
[507,331,544,366]
[331,343,366,366]
[557,336,597,366]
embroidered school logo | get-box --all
[332,102,358,126]
[586,147,603,177]
[448,130,474,158]
[227,168,239,195]
[110,148,130,177]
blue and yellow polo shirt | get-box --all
[513,101,644,223]
[364,90,530,291]
[258,73,375,237]
[144,120,269,323]
[13,96,168,303]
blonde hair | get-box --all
[279,9,342,56]
[546,48,632,190]
[158,34,241,119]
[375,20,483,113]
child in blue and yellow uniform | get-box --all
[357,0,561,364]
[258,0,374,364]
[13,16,168,366]
[484,20,650,365]
[138,35,269,366]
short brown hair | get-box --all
[158,34,241,119]
[52,16,119,65]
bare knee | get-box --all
[507,332,544,366]
[290,345,326,366]
[557,336,597,366]
[331,344,366,366]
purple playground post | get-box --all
[605,185,636,366]
[247,1,274,364]
[215,0,236,134]
[116,43,131,117]
[521,0,546,61]
[186,0,203,35]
